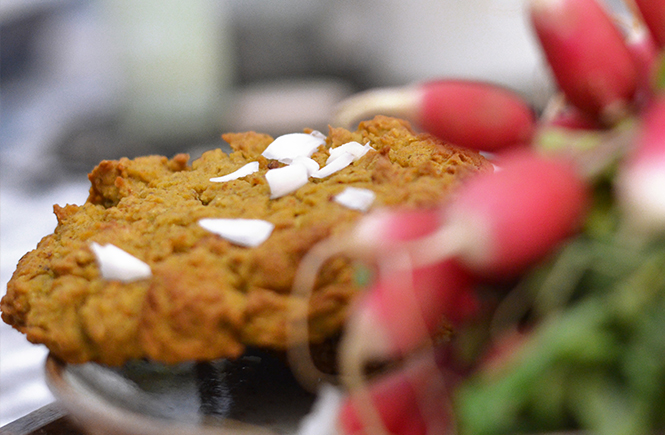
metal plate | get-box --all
[45,349,317,435]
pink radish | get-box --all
[410,149,589,278]
[291,151,587,390]
[418,81,536,151]
[352,208,443,244]
[528,0,639,125]
[634,0,665,49]
[333,80,536,152]
[338,351,456,435]
[626,27,660,105]
[543,103,602,131]
[337,150,587,377]
[342,259,477,361]
[287,208,452,390]
[617,97,665,236]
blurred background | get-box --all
[0,0,629,426]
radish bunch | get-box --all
[290,0,665,434]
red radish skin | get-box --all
[545,105,602,131]
[340,151,587,364]
[339,371,429,435]
[340,211,478,361]
[529,0,638,124]
[333,80,535,152]
[618,98,665,235]
[442,149,588,278]
[352,209,444,247]
[355,260,477,357]
[626,29,659,105]
[287,209,453,389]
[338,354,455,435]
[418,80,536,152]
[627,99,665,162]
[634,0,665,48]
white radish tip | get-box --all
[618,163,665,236]
[333,86,421,129]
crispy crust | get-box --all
[1,116,490,365]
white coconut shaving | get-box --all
[290,156,320,176]
[326,141,373,164]
[89,242,152,282]
[260,134,376,197]
[309,130,327,141]
[296,384,344,435]
[261,132,326,164]
[209,161,259,182]
[266,164,310,198]
[311,141,374,179]
[198,218,274,247]
[334,187,376,212]
[311,152,356,179]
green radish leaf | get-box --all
[655,51,665,91]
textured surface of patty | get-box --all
[1,116,490,366]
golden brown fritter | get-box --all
[1,116,490,366]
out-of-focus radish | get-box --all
[418,81,536,151]
[291,149,587,390]
[287,209,449,390]
[634,0,665,49]
[626,27,659,104]
[335,150,588,401]
[341,258,477,363]
[338,352,455,435]
[528,0,639,125]
[542,103,601,131]
[333,80,535,152]
[617,97,665,236]
[412,149,589,278]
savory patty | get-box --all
[1,116,490,366]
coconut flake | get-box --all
[311,152,355,179]
[327,141,373,164]
[210,162,259,183]
[334,187,376,212]
[198,218,274,247]
[309,130,327,141]
[309,141,373,179]
[290,156,320,176]
[266,164,310,198]
[90,242,152,282]
[261,132,326,164]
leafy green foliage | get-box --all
[455,175,665,435]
